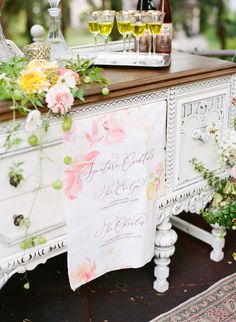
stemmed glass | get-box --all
[116,11,131,53]
[87,11,100,57]
[98,10,115,57]
[130,12,146,63]
[146,11,165,55]
[127,10,139,53]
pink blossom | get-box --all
[230,165,236,179]
[65,166,83,200]
[156,161,164,177]
[58,68,80,82]
[45,84,74,115]
[103,114,126,144]
[84,120,104,147]
[70,258,96,283]
[64,151,100,199]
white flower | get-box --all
[0,73,10,82]
[56,71,76,88]
[25,110,42,132]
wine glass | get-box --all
[87,11,100,57]
[127,10,139,53]
[130,12,146,63]
[146,11,165,55]
[98,10,115,57]
[116,11,131,53]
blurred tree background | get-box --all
[1,0,236,50]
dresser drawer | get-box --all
[0,186,65,248]
[173,83,231,190]
[0,142,63,201]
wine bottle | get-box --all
[136,0,156,52]
[136,0,156,10]
[156,0,172,54]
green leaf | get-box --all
[42,119,50,133]
[73,87,85,102]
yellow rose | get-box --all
[18,69,47,93]
[27,59,48,69]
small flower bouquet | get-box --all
[0,55,109,118]
[191,124,236,230]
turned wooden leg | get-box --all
[210,224,226,262]
[153,216,178,293]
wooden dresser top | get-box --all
[1,52,236,121]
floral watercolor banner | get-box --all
[63,101,166,290]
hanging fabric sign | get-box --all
[63,101,166,290]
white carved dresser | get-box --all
[0,52,236,292]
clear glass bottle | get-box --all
[156,0,172,54]
[46,0,73,61]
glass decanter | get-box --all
[0,0,14,62]
[46,0,73,61]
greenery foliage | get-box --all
[191,158,236,230]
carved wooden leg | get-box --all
[153,216,178,293]
[210,224,226,262]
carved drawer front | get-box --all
[0,142,62,202]
[173,84,231,190]
[0,186,64,254]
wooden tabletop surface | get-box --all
[1,52,236,121]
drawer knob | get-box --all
[192,126,210,143]
[13,214,24,226]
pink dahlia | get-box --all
[45,84,74,115]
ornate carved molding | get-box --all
[175,76,232,95]
[165,86,176,194]
[49,90,168,120]
[230,74,236,128]
[0,237,67,289]
[182,94,226,143]
[0,90,168,135]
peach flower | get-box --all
[70,258,96,283]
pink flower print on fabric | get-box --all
[46,84,74,115]
[70,258,97,284]
[65,151,100,200]
[103,114,126,144]
[84,120,104,147]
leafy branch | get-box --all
[66,55,109,86]
[191,158,227,194]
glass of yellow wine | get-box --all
[116,11,131,54]
[98,10,115,57]
[127,10,139,53]
[146,11,165,55]
[87,11,100,56]
[130,12,147,63]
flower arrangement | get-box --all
[0,55,109,118]
[191,122,236,231]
